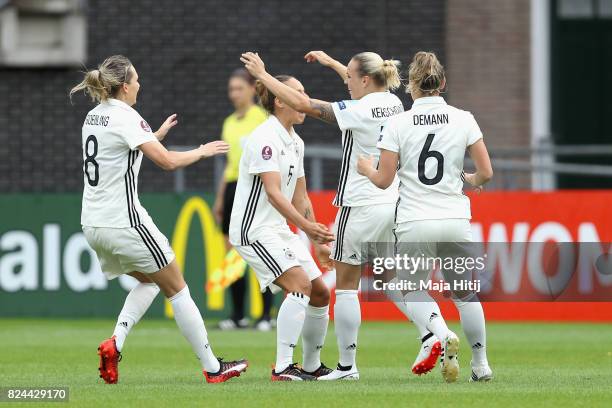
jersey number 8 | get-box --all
[418,133,444,185]
[84,135,99,187]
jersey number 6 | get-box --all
[418,133,444,185]
[84,135,99,187]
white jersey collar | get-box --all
[412,96,447,106]
[359,91,390,101]
[106,98,134,110]
[269,115,297,146]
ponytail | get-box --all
[351,52,402,91]
[70,55,133,103]
[255,75,294,114]
[407,51,446,96]
[381,59,402,91]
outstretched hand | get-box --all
[304,50,335,67]
[240,52,267,79]
[200,140,230,158]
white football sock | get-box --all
[393,299,430,338]
[169,286,220,373]
[301,304,329,372]
[386,278,430,338]
[113,282,159,352]
[275,292,309,372]
[334,289,361,368]
[454,299,488,366]
[403,291,451,341]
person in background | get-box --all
[213,68,274,331]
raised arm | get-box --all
[260,171,334,244]
[357,150,399,189]
[464,139,493,191]
[241,52,338,125]
[139,140,229,171]
[304,51,348,82]
[291,176,333,269]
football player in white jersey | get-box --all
[241,51,439,380]
[228,74,335,381]
[358,51,494,382]
[71,55,248,384]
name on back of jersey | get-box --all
[371,104,403,119]
[84,114,109,127]
[414,113,449,126]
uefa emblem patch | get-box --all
[284,248,296,260]
[262,146,273,160]
[338,101,347,110]
[140,120,152,132]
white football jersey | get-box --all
[377,96,483,223]
[331,91,403,207]
[80,98,157,228]
[229,116,305,246]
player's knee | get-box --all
[310,282,330,306]
[287,277,311,298]
[298,279,312,297]
[452,290,477,303]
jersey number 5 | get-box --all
[418,133,444,185]
[287,165,295,185]
[84,135,99,187]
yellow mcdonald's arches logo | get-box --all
[164,196,263,318]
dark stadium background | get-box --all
[1,0,447,193]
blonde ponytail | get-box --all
[70,55,133,103]
[381,59,402,91]
[351,52,402,91]
[407,51,446,96]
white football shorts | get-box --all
[330,202,396,265]
[83,220,175,280]
[234,229,321,294]
[394,218,473,282]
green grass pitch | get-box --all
[1,318,611,407]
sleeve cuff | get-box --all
[248,166,280,175]
[467,135,483,146]
[331,102,347,130]
[377,142,399,153]
[130,134,157,150]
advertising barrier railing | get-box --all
[1,191,611,320]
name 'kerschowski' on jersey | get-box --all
[331,91,403,207]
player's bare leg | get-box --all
[97,272,158,384]
[318,261,361,381]
[149,260,248,383]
